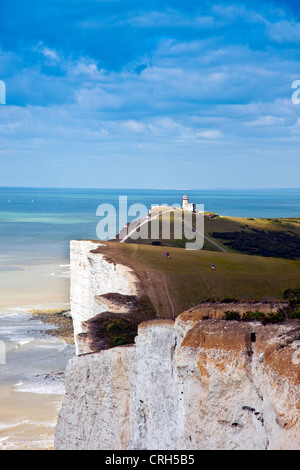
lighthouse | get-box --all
[182,194,195,212]
[182,194,189,209]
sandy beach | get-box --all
[0,256,74,450]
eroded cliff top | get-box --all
[178,315,300,387]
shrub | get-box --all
[112,336,127,346]
[211,230,300,259]
[106,321,122,332]
[290,308,300,319]
[283,288,300,306]
[223,308,296,324]
[261,310,286,325]
[224,311,241,321]
[96,319,138,348]
[242,311,266,322]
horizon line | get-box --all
[0,185,299,191]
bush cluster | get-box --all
[96,319,138,347]
[223,289,300,324]
[223,309,289,324]
[211,230,300,259]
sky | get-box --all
[0,0,300,189]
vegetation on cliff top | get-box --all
[122,210,300,260]
[94,242,300,319]
[82,295,156,350]
[224,289,300,324]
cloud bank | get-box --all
[0,0,300,188]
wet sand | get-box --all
[0,385,63,450]
[0,257,74,450]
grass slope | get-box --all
[95,241,300,319]
[122,209,300,259]
[205,215,300,258]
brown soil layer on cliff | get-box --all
[181,319,253,352]
[254,321,300,385]
[29,308,74,344]
[179,301,289,323]
[90,241,300,319]
[180,318,300,386]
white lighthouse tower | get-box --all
[182,194,195,212]
[182,194,189,209]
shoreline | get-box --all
[0,303,75,450]
[28,307,74,344]
[0,253,74,450]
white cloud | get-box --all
[126,10,215,29]
[34,41,61,64]
[74,86,123,109]
[196,130,223,139]
[265,19,300,44]
[67,58,105,78]
[123,120,147,133]
[1,2,300,188]
[244,115,286,127]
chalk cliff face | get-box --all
[55,317,300,450]
[70,240,139,355]
[55,240,300,450]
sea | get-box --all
[1,187,300,259]
[0,186,299,449]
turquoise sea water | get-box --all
[0,187,299,262]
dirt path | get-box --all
[204,234,227,252]
[163,275,175,319]
[121,208,227,253]
[120,208,173,243]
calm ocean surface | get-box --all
[0,187,299,262]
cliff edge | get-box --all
[54,240,300,450]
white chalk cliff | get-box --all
[70,240,139,355]
[54,240,300,450]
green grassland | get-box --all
[96,241,300,318]
[123,209,300,259]
[204,215,300,258]
[102,209,300,319]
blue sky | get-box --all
[1,0,300,189]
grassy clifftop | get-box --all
[122,208,300,260]
[93,241,300,319]
[204,215,300,259]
